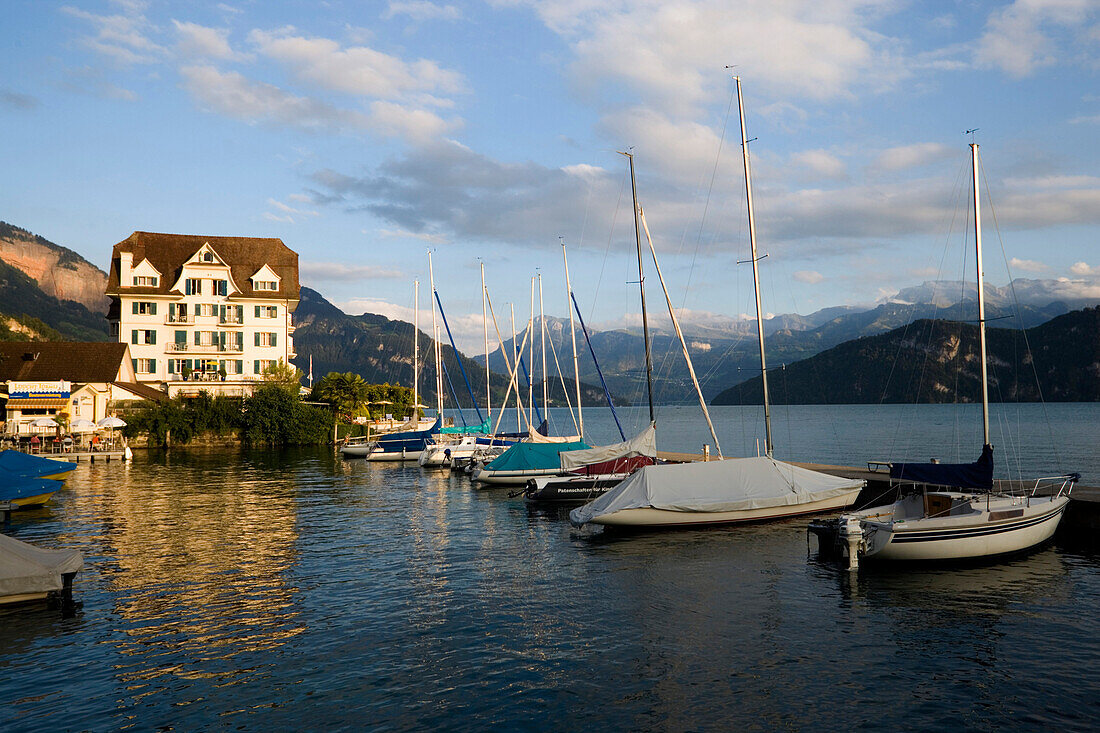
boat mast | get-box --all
[539,272,548,414]
[561,240,584,438]
[971,142,991,446]
[621,150,656,423]
[428,252,443,418]
[736,76,773,457]
[413,279,419,420]
[510,303,520,431]
[529,276,535,426]
[481,260,491,425]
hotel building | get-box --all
[105,232,299,397]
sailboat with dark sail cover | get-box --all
[809,143,1078,567]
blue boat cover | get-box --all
[889,444,994,490]
[0,450,74,479]
[0,477,63,502]
[440,418,492,435]
[483,440,590,472]
[375,417,441,452]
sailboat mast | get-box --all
[510,303,520,431]
[971,142,991,445]
[562,241,584,437]
[413,279,419,420]
[529,277,535,426]
[481,261,491,425]
[539,272,548,414]
[736,76,773,457]
[428,252,443,417]
[622,150,656,423]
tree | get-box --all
[262,358,304,394]
[310,371,370,422]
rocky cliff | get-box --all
[0,221,110,313]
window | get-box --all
[169,358,187,375]
[132,276,158,287]
[254,280,278,291]
[255,305,278,318]
[185,278,202,295]
[255,359,277,374]
[214,279,228,297]
[224,360,242,375]
[193,303,216,317]
[194,331,217,347]
[131,329,156,345]
[110,322,119,337]
[132,301,157,316]
[134,358,156,374]
[220,305,244,324]
[202,251,214,262]
[168,303,189,323]
[255,332,278,347]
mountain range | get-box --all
[1,220,1096,405]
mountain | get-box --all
[712,306,1100,405]
[290,287,613,409]
[0,222,110,312]
[0,258,110,341]
[476,281,1096,404]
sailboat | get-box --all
[809,143,1078,567]
[570,76,864,528]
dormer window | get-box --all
[202,251,214,262]
[255,281,278,291]
[133,276,158,287]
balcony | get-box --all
[219,315,244,326]
[166,313,191,324]
[167,342,244,354]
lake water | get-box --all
[2,404,1098,731]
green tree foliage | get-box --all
[240,384,331,445]
[310,371,370,422]
[262,358,304,394]
[124,393,243,445]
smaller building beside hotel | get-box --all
[0,342,164,434]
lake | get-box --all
[2,403,1098,731]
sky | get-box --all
[3,0,1100,354]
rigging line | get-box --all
[978,153,1063,471]
[434,290,484,422]
[591,167,629,318]
[544,316,579,434]
[570,291,627,441]
[438,352,467,428]
[484,291,528,435]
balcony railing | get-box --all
[219,315,244,325]
[167,343,244,353]
[166,314,191,324]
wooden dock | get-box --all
[32,450,128,463]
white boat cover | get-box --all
[559,423,657,471]
[526,430,582,444]
[0,533,83,598]
[570,456,864,526]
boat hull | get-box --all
[365,449,424,462]
[590,487,862,527]
[473,467,563,486]
[865,495,1068,562]
[9,491,60,508]
[524,474,629,503]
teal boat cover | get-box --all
[439,418,492,435]
[483,440,590,472]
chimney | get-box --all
[119,250,133,285]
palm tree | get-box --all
[312,372,370,423]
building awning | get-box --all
[5,398,70,410]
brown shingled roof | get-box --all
[105,232,300,303]
[0,342,130,383]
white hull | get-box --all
[365,449,424,462]
[472,467,563,486]
[860,493,1068,562]
[419,438,481,467]
[339,443,373,458]
[590,487,861,527]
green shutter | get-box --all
[132,358,138,372]
[132,302,138,314]
[271,333,277,347]
[131,330,138,344]
[254,332,260,346]
[149,331,156,345]
[255,305,261,318]
[236,359,243,374]
[149,359,156,374]
[175,330,185,344]
[151,303,157,316]
[254,360,260,374]
[237,305,243,321]
[194,331,200,346]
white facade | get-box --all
[108,237,299,397]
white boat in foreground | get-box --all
[0,533,83,605]
[570,457,864,528]
[810,143,1079,569]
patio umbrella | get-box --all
[29,417,59,429]
[70,418,98,433]
[97,416,127,429]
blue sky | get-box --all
[3,0,1099,353]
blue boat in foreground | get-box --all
[0,450,76,481]
[0,477,66,508]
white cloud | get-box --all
[1069,114,1100,124]
[384,2,462,21]
[301,262,405,282]
[247,28,465,100]
[793,270,824,284]
[379,228,449,244]
[1009,257,1046,273]
[870,142,955,172]
[1070,262,1097,276]
[62,4,164,65]
[173,20,242,61]
[369,99,460,143]
[266,196,320,223]
[975,0,1097,77]
[790,150,846,180]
